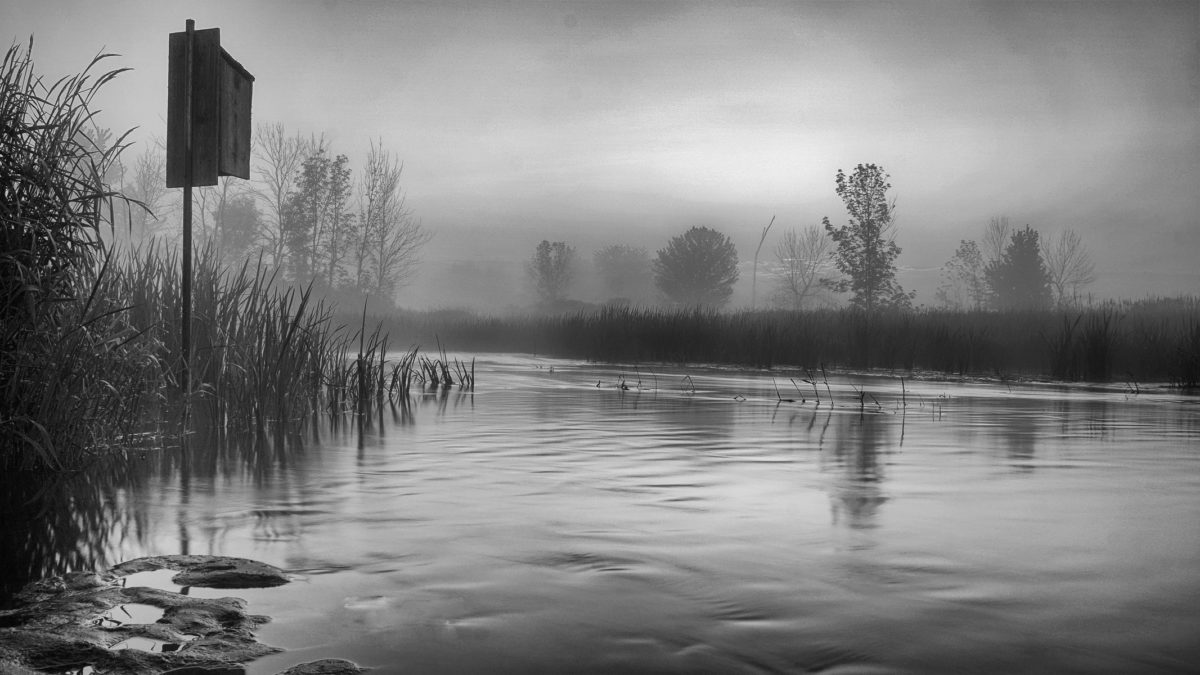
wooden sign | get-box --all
[166,26,254,187]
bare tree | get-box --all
[935,239,987,310]
[750,215,775,309]
[253,122,320,269]
[121,145,169,240]
[354,141,430,299]
[771,225,830,310]
[1043,228,1096,307]
[981,215,1011,267]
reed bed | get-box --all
[2,41,152,469]
[2,43,473,471]
[377,299,1200,386]
[3,235,472,471]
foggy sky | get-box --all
[5,0,1198,305]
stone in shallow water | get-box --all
[275,659,367,675]
[0,555,287,674]
[108,555,291,589]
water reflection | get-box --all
[0,413,320,604]
[822,412,892,530]
[0,463,143,603]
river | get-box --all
[3,354,1198,673]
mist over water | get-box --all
[6,355,1197,673]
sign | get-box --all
[166,26,254,187]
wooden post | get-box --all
[167,19,254,397]
[182,18,194,395]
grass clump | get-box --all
[1,40,152,469]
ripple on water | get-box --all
[525,550,645,574]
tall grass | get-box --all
[2,42,459,472]
[2,40,150,468]
[376,299,1200,385]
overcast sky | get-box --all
[5,0,1198,301]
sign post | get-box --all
[167,19,254,395]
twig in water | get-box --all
[680,375,696,394]
[772,377,796,403]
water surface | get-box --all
[5,354,1198,673]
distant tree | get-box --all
[593,244,652,303]
[981,215,1012,267]
[986,225,1052,310]
[195,177,254,261]
[653,226,739,308]
[771,225,830,310]
[528,240,577,305]
[935,239,987,310]
[1043,228,1096,307]
[354,142,429,299]
[281,149,353,289]
[822,164,912,311]
[213,192,262,262]
[254,123,319,270]
[121,145,169,240]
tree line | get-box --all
[106,122,430,306]
[528,163,1096,313]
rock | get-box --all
[162,666,247,675]
[275,659,367,675]
[108,555,291,589]
[0,555,290,674]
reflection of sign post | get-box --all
[166,19,254,394]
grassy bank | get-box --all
[374,299,1200,386]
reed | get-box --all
[373,299,1200,384]
[2,42,477,472]
[1,40,149,469]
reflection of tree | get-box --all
[987,399,1041,471]
[822,413,892,530]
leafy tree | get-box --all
[986,225,1052,310]
[593,244,652,304]
[771,225,830,310]
[528,240,576,306]
[653,226,739,308]
[281,149,353,289]
[935,239,987,310]
[1043,228,1096,307]
[822,164,912,311]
